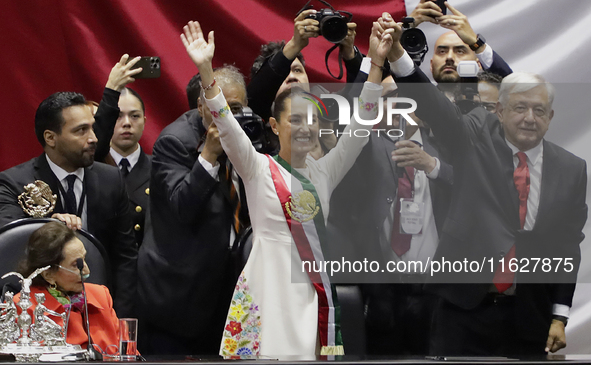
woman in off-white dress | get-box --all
[180,19,394,357]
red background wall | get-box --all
[0,0,404,171]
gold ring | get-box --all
[304,25,308,32]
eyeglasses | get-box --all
[58,265,80,275]
[481,102,497,112]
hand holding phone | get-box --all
[408,0,447,27]
[127,56,161,79]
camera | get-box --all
[455,61,480,114]
[233,107,268,153]
[306,8,349,44]
[399,17,428,66]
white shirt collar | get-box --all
[110,145,141,170]
[45,154,85,182]
[505,139,544,165]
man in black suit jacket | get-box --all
[137,66,249,355]
[0,92,137,318]
[327,69,453,354]
[386,21,587,355]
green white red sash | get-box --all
[267,154,343,355]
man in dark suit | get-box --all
[0,92,137,318]
[328,71,453,355]
[385,19,587,355]
[335,9,513,355]
[137,65,249,355]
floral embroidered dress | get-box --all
[205,82,382,357]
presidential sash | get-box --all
[266,154,343,355]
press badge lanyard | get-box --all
[398,141,425,235]
[56,178,86,217]
[401,167,415,199]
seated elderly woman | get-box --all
[15,221,120,352]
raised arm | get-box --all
[321,22,391,188]
[436,3,512,77]
[181,21,264,182]
[94,55,142,162]
[378,13,470,153]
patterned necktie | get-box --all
[391,167,415,257]
[494,151,530,293]
[119,158,130,178]
[220,160,246,235]
[64,175,78,215]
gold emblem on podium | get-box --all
[18,181,57,217]
[285,190,320,223]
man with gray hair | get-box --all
[137,65,250,355]
[386,23,587,356]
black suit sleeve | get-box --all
[394,67,475,154]
[433,159,454,186]
[247,52,293,122]
[151,135,219,225]
[93,88,121,162]
[344,47,363,83]
[486,50,513,78]
[0,172,27,227]
[109,172,138,318]
[550,161,587,307]
[248,47,365,122]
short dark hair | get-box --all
[250,41,305,79]
[186,73,202,110]
[35,92,87,147]
[18,222,76,287]
[272,86,306,121]
[477,70,503,86]
[121,87,145,113]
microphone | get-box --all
[76,258,102,361]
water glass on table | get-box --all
[119,318,138,361]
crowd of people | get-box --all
[0,0,586,359]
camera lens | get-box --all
[320,16,348,43]
[242,121,263,140]
[400,28,426,53]
[320,98,339,123]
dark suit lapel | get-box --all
[126,152,150,193]
[490,121,520,226]
[532,140,558,231]
[33,154,64,212]
[375,133,398,180]
[84,164,99,233]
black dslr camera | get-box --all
[306,8,349,44]
[300,0,352,44]
[399,17,429,66]
[233,107,268,153]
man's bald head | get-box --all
[430,31,478,83]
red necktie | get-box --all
[391,167,415,256]
[493,152,530,293]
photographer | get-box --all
[137,65,250,355]
[407,1,512,98]
[248,8,363,154]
